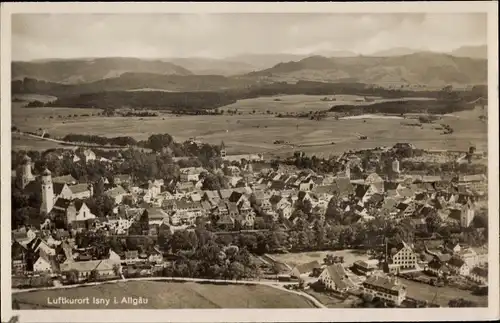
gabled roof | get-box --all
[219,189,232,199]
[69,183,91,194]
[105,185,127,198]
[355,184,369,198]
[293,260,321,274]
[270,180,286,190]
[363,275,405,292]
[324,264,354,290]
[458,174,487,182]
[146,207,168,220]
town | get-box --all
[11,135,489,309]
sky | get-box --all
[12,13,487,61]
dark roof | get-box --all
[448,257,466,268]
[52,175,77,184]
[471,266,488,277]
[228,191,243,203]
[355,184,369,198]
[269,195,282,205]
[53,198,72,210]
[384,181,399,191]
[270,180,286,190]
[53,183,67,196]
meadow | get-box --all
[12,281,316,309]
[11,95,487,157]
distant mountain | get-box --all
[226,53,309,70]
[248,52,487,85]
[12,57,193,84]
[12,72,257,97]
[369,47,422,57]
[450,45,487,60]
[167,57,258,76]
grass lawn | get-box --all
[398,278,488,307]
[305,289,360,308]
[12,281,316,309]
[270,250,371,267]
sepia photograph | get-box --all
[1,2,498,323]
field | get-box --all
[269,250,371,267]
[12,281,316,309]
[11,95,487,156]
[398,278,488,307]
[221,94,435,114]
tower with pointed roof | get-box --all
[220,141,226,158]
[40,168,55,215]
[16,155,35,189]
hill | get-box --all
[168,57,258,76]
[12,73,257,97]
[248,53,487,85]
[12,57,193,84]
[369,47,422,57]
[450,45,488,60]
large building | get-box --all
[362,275,407,306]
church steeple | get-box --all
[220,141,226,158]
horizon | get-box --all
[12,13,487,61]
[12,44,488,63]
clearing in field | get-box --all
[12,281,316,309]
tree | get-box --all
[89,269,99,282]
[228,261,245,280]
[66,269,79,284]
[426,213,442,233]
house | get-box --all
[176,181,195,194]
[148,247,164,264]
[123,250,140,264]
[457,248,480,268]
[114,174,132,186]
[319,264,355,293]
[217,213,235,230]
[457,174,487,192]
[203,190,221,205]
[82,149,97,163]
[290,260,321,278]
[219,189,233,200]
[225,165,241,176]
[145,207,169,226]
[447,257,470,276]
[425,259,450,277]
[445,242,462,254]
[298,178,316,191]
[60,259,117,281]
[68,183,93,200]
[11,241,28,274]
[390,241,419,271]
[179,167,205,182]
[175,200,203,225]
[352,260,378,276]
[469,266,488,285]
[362,275,407,306]
[52,199,96,230]
[33,250,55,273]
[104,186,127,204]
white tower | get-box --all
[345,162,351,179]
[392,158,400,174]
[17,155,35,189]
[40,168,55,215]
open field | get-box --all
[270,250,371,267]
[222,94,435,114]
[12,96,487,156]
[12,281,316,309]
[398,278,488,307]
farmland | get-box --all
[12,281,316,309]
[11,95,487,156]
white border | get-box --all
[1,2,499,322]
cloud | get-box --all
[12,13,487,61]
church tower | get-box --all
[392,158,400,174]
[220,141,227,158]
[16,155,35,189]
[345,162,351,179]
[40,168,55,215]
